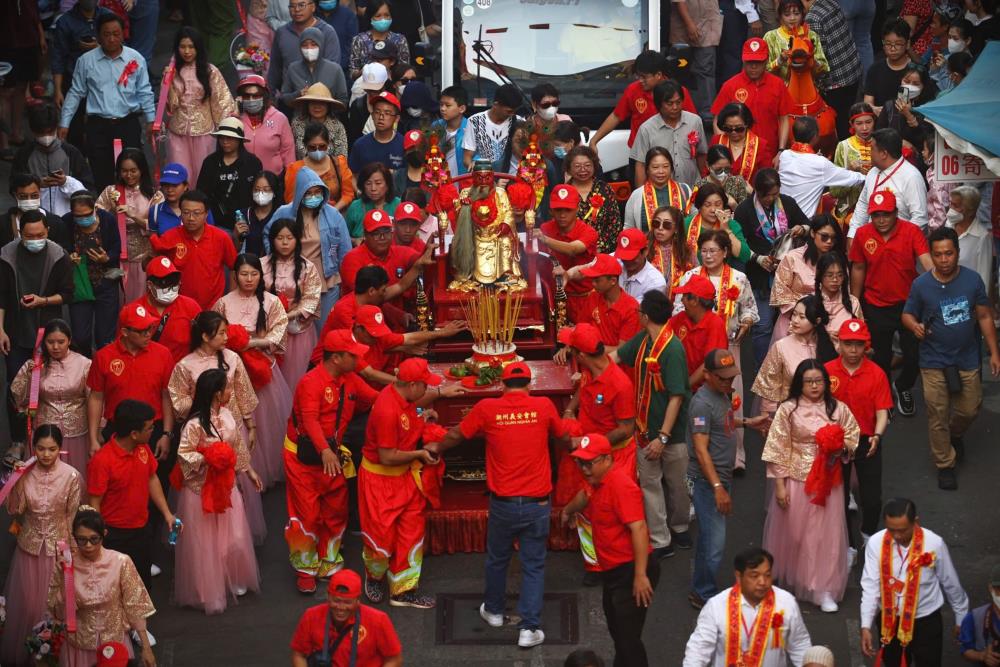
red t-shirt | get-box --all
[847,219,928,307]
[711,71,794,153]
[288,364,379,452]
[668,311,729,386]
[578,362,636,434]
[150,225,237,311]
[362,384,423,463]
[460,391,572,497]
[825,357,893,436]
[125,293,202,363]
[290,604,401,666]
[87,339,174,420]
[86,438,158,529]
[580,464,649,571]
[614,80,698,147]
[312,296,407,365]
[364,332,405,374]
[540,219,598,297]
[579,290,642,345]
[339,243,419,295]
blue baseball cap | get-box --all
[160,163,188,185]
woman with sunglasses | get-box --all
[624,147,692,233]
[694,145,752,209]
[770,214,845,341]
[49,507,156,667]
[711,103,772,184]
[0,425,80,666]
[814,252,863,348]
[646,205,693,301]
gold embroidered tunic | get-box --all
[6,460,80,556]
[761,398,859,481]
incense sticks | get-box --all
[460,288,525,353]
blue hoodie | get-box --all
[266,167,351,283]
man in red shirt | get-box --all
[285,330,379,593]
[340,209,429,294]
[711,38,795,154]
[848,190,932,416]
[87,398,177,589]
[431,362,574,648]
[825,319,893,546]
[359,358,449,608]
[537,185,599,324]
[290,569,403,667]
[560,433,657,666]
[393,201,427,254]
[125,256,202,363]
[150,190,237,310]
[669,274,730,391]
[349,304,465,378]
[578,254,642,351]
[324,265,427,342]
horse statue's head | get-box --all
[787,31,816,73]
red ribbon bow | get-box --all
[197,441,237,514]
[687,131,699,158]
[118,60,139,87]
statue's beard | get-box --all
[469,184,494,201]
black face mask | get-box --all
[405,152,424,169]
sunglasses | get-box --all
[816,232,836,242]
[537,100,560,109]
[74,535,103,546]
[724,125,747,134]
[651,218,674,230]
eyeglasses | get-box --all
[816,232,836,242]
[700,247,724,255]
[288,2,310,9]
[883,40,908,49]
[367,230,392,239]
[537,99,560,109]
[74,535,103,546]
[574,457,604,469]
[372,110,397,119]
[803,377,826,385]
[723,125,747,134]
[651,218,674,230]
[180,209,205,218]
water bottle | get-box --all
[167,517,183,546]
[235,209,248,241]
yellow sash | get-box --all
[283,436,357,478]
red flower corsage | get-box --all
[645,358,661,375]
[912,552,936,570]
[731,394,742,411]
[118,60,139,86]
[277,293,290,312]
[585,193,606,221]
[772,612,783,629]
[725,285,740,301]
[687,131,699,158]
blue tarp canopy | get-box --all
[918,41,1000,173]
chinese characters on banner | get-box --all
[935,131,1000,183]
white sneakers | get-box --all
[479,603,504,628]
[847,547,858,569]
[819,593,839,613]
[518,628,545,648]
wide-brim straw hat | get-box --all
[296,83,347,112]
[211,117,249,141]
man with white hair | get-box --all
[945,185,991,290]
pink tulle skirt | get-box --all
[251,363,293,488]
[1,548,55,666]
[278,326,318,393]
[123,260,146,304]
[167,131,216,186]
[237,470,267,545]
[60,633,133,667]
[174,485,260,615]
[762,478,849,605]
[62,433,89,496]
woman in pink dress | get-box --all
[214,253,291,488]
[166,27,238,185]
[262,218,322,391]
[95,149,164,304]
[752,294,838,417]
[761,359,859,612]
[48,507,156,667]
[10,319,91,485]
[1,426,80,666]
[814,252,863,349]
[175,369,261,614]
[769,215,845,341]
[168,311,266,544]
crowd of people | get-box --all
[0,0,999,665]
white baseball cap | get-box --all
[361,63,389,91]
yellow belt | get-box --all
[284,436,357,478]
[360,456,425,495]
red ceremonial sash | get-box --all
[730,132,759,182]
[58,539,77,632]
[702,264,739,322]
[634,324,675,435]
[878,525,933,664]
[653,244,686,301]
[685,213,705,260]
[642,180,685,232]
[724,584,780,667]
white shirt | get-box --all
[949,219,993,290]
[778,150,865,218]
[620,258,667,301]
[850,157,929,237]
[40,175,85,218]
[860,527,970,629]
[735,0,760,22]
[683,585,812,667]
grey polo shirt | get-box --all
[629,110,707,187]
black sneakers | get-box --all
[895,385,915,417]
[952,437,965,463]
[390,590,436,609]
[938,467,958,491]
[672,530,693,550]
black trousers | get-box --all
[85,113,143,191]
[717,0,749,87]
[863,300,919,392]
[601,558,661,667]
[104,523,154,590]
[844,435,883,545]
[876,608,944,667]
[344,411,370,531]
[824,82,861,141]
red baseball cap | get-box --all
[327,569,362,599]
[394,201,423,223]
[397,357,443,386]
[363,208,393,232]
[570,433,612,461]
[868,190,897,214]
[403,129,423,151]
[323,329,369,356]
[579,253,622,278]
[146,255,180,279]
[742,38,768,62]
[355,304,392,338]
[557,323,602,354]
[549,184,581,210]
[675,273,716,300]
[236,74,267,90]
[374,91,401,111]
[500,361,532,381]
[838,318,871,342]
[120,303,160,330]
[615,228,648,261]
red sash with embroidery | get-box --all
[642,180,684,231]
[685,213,706,260]
[653,244,686,300]
[703,264,739,322]
[724,584,781,667]
[878,525,934,665]
[723,132,760,182]
[634,324,674,435]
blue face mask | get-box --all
[318,0,338,9]
[75,215,96,228]
[371,18,393,32]
[23,239,46,253]
[308,150,327,162]
[553,146,567,159]
[302,194,325,209]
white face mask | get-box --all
[18,198,41,212]
[946,208,964,225]
[253,191,274,206]
[301,47,320,62]
[154,286,180,304]
[36,135,57,148]
[537,105,558,121]
[406,107,423,118]
[902,83,922,100]
[947,38,966,54]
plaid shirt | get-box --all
[806,0,862,89]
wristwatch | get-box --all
[657,433,670,445]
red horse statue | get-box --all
[786,31,837,155]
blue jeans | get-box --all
[484,496,550,630]
[691,477,729,601]
[751,286,776,368]
[315,285,341,334]
[837,0,875,73]
[127,0,159,66]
